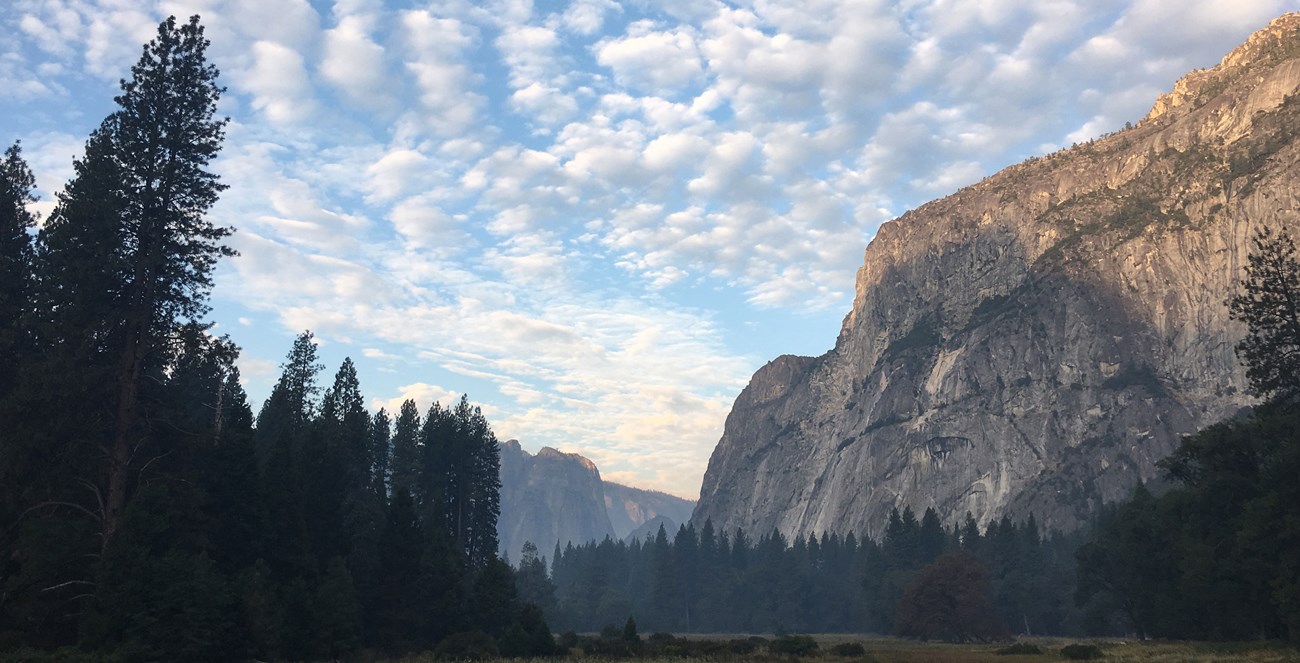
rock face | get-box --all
[694,14,1300,540]
[498,440,614,561]
[603,482,696,540]
[497,441,698,560]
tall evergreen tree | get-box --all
[371,407,392,495]
[391,399,421,497]
[0,141,37,396]
[35,15,231,551]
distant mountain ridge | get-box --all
[693,13,1300,540]
[497,440,696,561]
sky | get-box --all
[1,0,1292,499]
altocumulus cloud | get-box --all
[1,0,1291,497]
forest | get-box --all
[2,13,1299,662]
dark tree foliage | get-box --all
[0,142,37,398]
[547,513,1081,637]
[0,17,548,658]
[390,398,421,497]
[1229,227,1300,404]
[35,15,232,553]
[894,552,1007,643]
[1077,231,1300,642]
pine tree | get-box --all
[0,141,37,396]
[35,15,231,551]
[371,407,392,495]
[390,399,421,497]
[1229,227,1300,404]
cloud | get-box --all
[596,23,705,96]
[9,0,1288,497]
[400,10,484,136]
[240,40,316,124]
[320,14,394,112]
[376,382,465,414]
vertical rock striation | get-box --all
[694,14,1300,540]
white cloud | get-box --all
[596,23,705,96]
[320,14,394,112]
[401,10,484,136]
[562,0,620,36]
[240,41,316,124]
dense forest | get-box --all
[2,12,1299,663]
[0,16,553,662]
[541,510,1085,638]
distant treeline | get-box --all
[537,509,1086,638]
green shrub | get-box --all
[1060,643,1104,660]
[830,641,866,656]
[997,641,1043,655]
[769,634,819,655]
[728,638,758,655]
[434,631,498,660]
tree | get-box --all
[35,15,231,551]
[421,396,501,568]
[0,141,37,394]
[390,399,421,497]
[895,552,1006,643]
[1229,227,1300,405]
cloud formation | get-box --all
[2,0,1291,497]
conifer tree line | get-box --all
[0,16,552,660]
[541,509,1086,638]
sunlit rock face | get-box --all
[497,441,697,560]
[604,481,696,541]
[694,14,1300,540]
[498,440,614,562]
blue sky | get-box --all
[2,0,1291,498]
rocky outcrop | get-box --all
[603,482,696,540]
[498,440,614,561]
[694,14,1300,540]
[497,441,698,560]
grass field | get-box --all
[383,635,1300,663]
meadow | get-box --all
[377,634,1300,663]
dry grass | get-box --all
[384,636,1300,663]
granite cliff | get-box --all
[604,481,695,540]
[498,441,697,560]
[694,14,1300,539]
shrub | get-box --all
[830,642,866,657]
[434,631,498,660]
[769,634,819,655]
[728,638,758,655]
[1060,643,1104,660]
[895,552,1009,643]
[996,642,1043,655]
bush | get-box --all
[434,631,499,660]
[895,552,1008,643]
[728,638,758,655]
[1060,643,1104,660]
[996,642,1043,655]
[769,634,819,655]
[830,642,866,657]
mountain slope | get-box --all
[498,440,615,561]
[603,481,696,540]
[693,13,1300,539]
[497,441,698,560]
